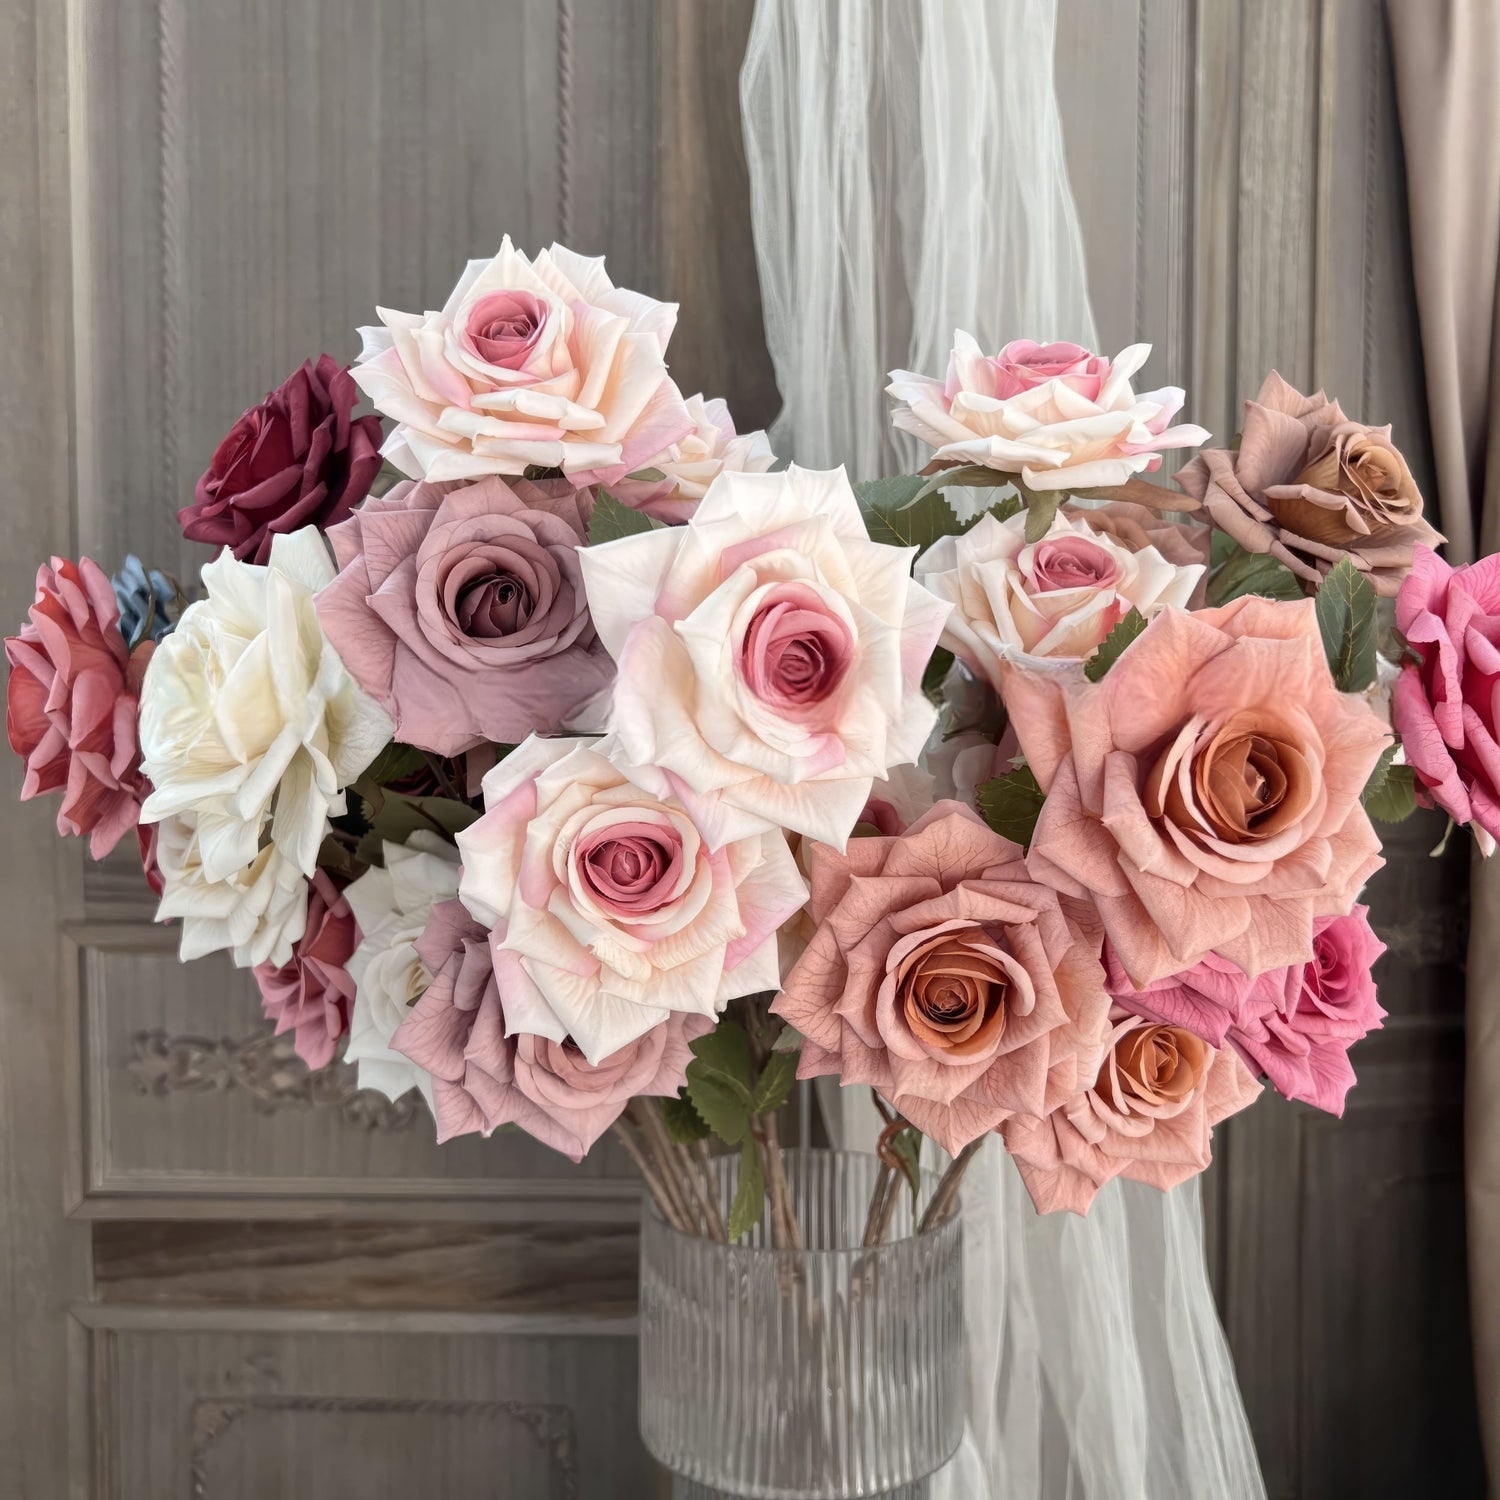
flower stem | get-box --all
[918,1136,985,1235]
[610,1117,691,1233]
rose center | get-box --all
[1102,1023,1207,1110]
[1029,535,1121,593]
[894,924,1016,1057]
[573,819,685,918]
[741,586,853,712]
[465,290,549,371]
[457,570,533,638]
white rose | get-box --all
[578,465,951,850]
[914,507,1204,682]
[138,529,392,882]
[341,833,462,1106]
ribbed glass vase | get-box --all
[638,1148,965,1499]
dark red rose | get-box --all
[180,355,383,564]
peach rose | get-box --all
[999,596,1388,987]
[771,801,1111,1155]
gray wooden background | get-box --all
[0,1,1482,1496]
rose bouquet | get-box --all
[7,246,1447,1246]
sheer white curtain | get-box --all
[740,3,1267,1495]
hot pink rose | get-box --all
[315,475,614,756]
[6,556,152,858]
[1000,1008,1262,1215]
[1391,544,1500,840]
[251,870,359,1070]
[179,356,382,565]
[392,897,710,1158]
[772,802,1111,1156]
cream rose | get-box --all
[578,465,951,850]
[915,507,1204,679]
[138,529,392,883]
[455,736,808,1064]
[351,237,694,486]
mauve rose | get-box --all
[1391,544,1500,841]
[392,897,710,1157]
[180,356,382,565]
[315,474,614,756]
[6,556,152,858]
[252,870,359,1070]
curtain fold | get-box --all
[1388,3,1500,1487]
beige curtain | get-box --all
[1388,0,1500,1485]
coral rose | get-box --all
[1000,1008,1262,1215]
[579,465,951,850]
[352,237,694,487]
[771,801,1111,1156]
[1000,595,1388,987]
[6,555,152,858]
[1176,372,1441,597]
[456,736,807,1065]
[315,474,614,755]
[888,337,1208,491]
[179,356,382,565]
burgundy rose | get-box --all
[180,355,382,565]
[6,556,151,858]
[252,870,359,1070]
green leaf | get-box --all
[1022,488,1062,543]
[1206,543,1305,606]
[888,1126,923,1206]
[771,1024,803,1053]
[1084,607,1149,683]
[855,475,973,553]
[1362,742,1418,824]
[661,1090,711,1144]
[684,1069,752,1145]
[975,764,1047,849]
[356,741,429,787]
[921,646,955,703]
[1315,556,1378,692]
[353,792,481,867]
[688,1020,753,1089]
[748,1049,798,1115]
[727,1139,766,1243]
[586,488,662,546]
[991,490,1024,523]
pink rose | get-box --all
[315,475,614,756]
[1000,596,1388,987]
[1001,1008,1262,1215]
[251,870,359,1070]
[179,356,382,565]
[772,802,1111,1156]
[989,340,1111,400]
[1391,544,1500,840]
[392,897,710,1158]
[6,556,152,858]
[1104,942,1295,1046]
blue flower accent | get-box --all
[112,554,181,647]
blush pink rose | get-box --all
[6,556,152,858]
[1391,544,1500,840]
[1000,1008,1263,1215]
[1104,942,1295,1046]
[392,897,710,1157]
[251,870,359,1070]
[999,595,1388,987]
[315,474,614,756]
[772,801,1111,1156]
[988,340,1112,400]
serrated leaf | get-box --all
[661,1090,711,1144]
[357,741,429,787]
[688,1020,753,1089]
[1206,543,1304,606]
[1023,488,1063,543]
[1084,607,1149,682]
[921,646,955,703]
[727,1138,766,1242]
[353,792,481,866]
[749,1049,798,1115]
[684,1068,752,1146]
[1362,742,1418,823]
[586,488,662,545]
[991,491,1024,523]
[975,765,1046,849]
[856,475,973,553]
[1315,556,1378,692]
[888,1126,923,1206]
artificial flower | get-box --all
[179,355,383,565]
[455,735,807,1065]
[1103,942,1295,1047]
[1061,499,1212,576]
[578,465,951,850]
[1176,372,1441,597]
[888,337,1208,491]
[351,237,694,486]
[111,555,181,646]
[772,801,1111,1156]
[5,555,152,858]
[315,474,613,755]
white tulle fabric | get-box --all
[742,2,1268,1494]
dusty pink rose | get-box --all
[315,475,614,756]
[772,801,1111,1155]
[251,870,359,1070]
[1000,595,1388,987]
[1001,1007,1262,1215]
[1104,942,1295,1046]
[179,356,382,565]
[6,556,152,858]
[392,897,709,1157]
[1176,372,1441,597]
[1391,544,1500,840]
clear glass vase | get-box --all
[638,1148,965,1499]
